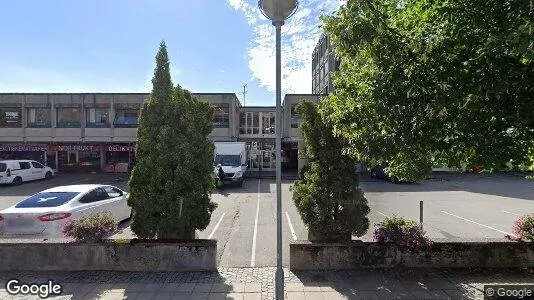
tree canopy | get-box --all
[323,0,534,180]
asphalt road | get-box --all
[1,172,533,267]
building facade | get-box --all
[312,34,340,95]
[0,93,323,175]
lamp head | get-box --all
[258,0,298,23]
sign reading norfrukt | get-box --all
[6,279,63,298]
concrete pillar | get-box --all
[100,143,106,172]
[22,95,27,143]
[50,95,56,140]
[81,94,86,140]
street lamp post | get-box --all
[257,1,298,299]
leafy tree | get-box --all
[322,0,534,179]
[127,41,217,239]
[292,101,370,241]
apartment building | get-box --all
[312,34,340,95]
[0,93,323,175]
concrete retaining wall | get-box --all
[290,240,534,270]
[0,239,217,271]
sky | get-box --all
[0,0,344,106]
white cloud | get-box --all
[227,0,344,96]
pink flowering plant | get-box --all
[506,214,534,242]
[62,212,118,242]
[374,215,432,250]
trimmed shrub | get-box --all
[374,215,432,250]
[293,101,370,241]
[506,214,534,242]
[62,212,118,242]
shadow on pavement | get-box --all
[359,172,534,201]
[287,267,534,299]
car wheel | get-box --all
[45,172,53,180]
[12,176,22,186]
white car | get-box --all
[0,184,131,239]
[0,160,55,185]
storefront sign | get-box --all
[106,145,135,152]
[50,145,100,152]
[0,145,48,152]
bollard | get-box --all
[420,200,423,229]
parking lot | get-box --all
[0,172,533,267]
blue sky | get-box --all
[0,0,342,106]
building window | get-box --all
[291,104,300,128]
[57,108,81,128]
[114,109,139,128]
[262,112,275,134]
[0,108,22,128]
[239,112,260,135]
[213,103,230,128]
[27,108,51,128]
[86,108,110,128]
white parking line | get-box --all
[376,211,388,217]
[285,212,298,241]
[207,213,225,239]
[502,210,520,216]
[441,211,517,237]
[250,179,261,267]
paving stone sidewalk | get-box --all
[0,267,532,299]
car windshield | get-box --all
[214,155,241,167]
[0,163,6,172]
[15,192,80,208]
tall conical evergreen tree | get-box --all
[127,41,217,239]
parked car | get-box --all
[0,184,131,239]
[0,160,55,185]
[370,164,400,183]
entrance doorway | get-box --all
[247,149,276,171]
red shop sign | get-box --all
[106,145,135,152]
[50,145,100,152]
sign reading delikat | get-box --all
[6,279,63,298]
[484,285,534,299]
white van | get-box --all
[213,142,247,187]
[0,160,55,185]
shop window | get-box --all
[213,103,229,128]
[27,108,51,128]
[291,104,300,128]
[114,109,139,128]
[57,108,82,128]
[86,108,110,128]
[0,108,22,128]
[79,151,101,169]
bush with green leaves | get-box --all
[127,41,217,239]
[292,101,370,241]
[62,212,117,242]
[374,215,432,250]
[506,214,534,242]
